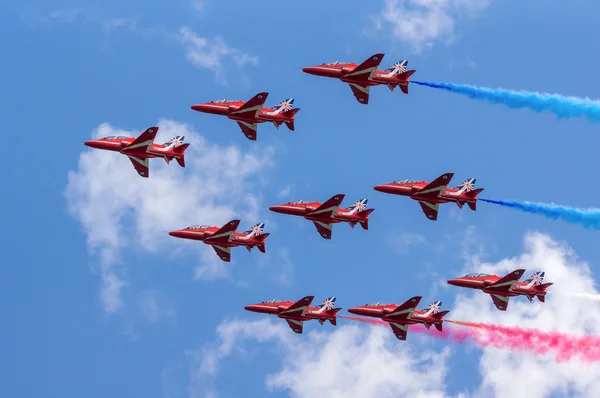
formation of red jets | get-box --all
[83,52,553,339]
[245,267,552,340]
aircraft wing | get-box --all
[210,245,232,262]
[384,296,422,322]
[127,155,150,178]
[413,173,454,200]
[279,296,314,318]
[125,126,158,154]
[348,83,371,104]
[312,221,333,240]
[490,294,510,311]
[230,92,268,120]
[389,322,409,341]
[285,319,304,334]
[236,121,257,141]
[307,194,345,219]
[203,220,241,244]
[487,269,525,293]
[418,201,439,221]
[345,53,384,82]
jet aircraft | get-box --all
[301,54,416,104]
[244,296,341,334]
[190,93,299,141]
[347,296,449,341]
[84,126,189,178]
[373,172,483,221]
[269,195,374,239]
[447,269,553,311]
[168,220,269,262]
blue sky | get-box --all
[4,1,600,397]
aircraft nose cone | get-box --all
[447,278,460,286]
[269,205,283,213]
[84,140,100,149]
[373,185,386,192]
[302,66,319,75]
[346,308,360,315]
[168,230,182,238]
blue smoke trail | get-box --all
[481,199,600,229]
[413,81,600,122]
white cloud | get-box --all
[192,0,206,12]
[191,318,451,397]
[276,184,294,199]
[374,0,491,51]
[387,231,426,255]
[180,27,259,85]
[452,232,600,398]
[65,119,274,313]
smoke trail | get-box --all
[413,81,600,122]
[447,320,600,363]
[569,293,600,301]
[480,198,600,229]
[341,316,600,363]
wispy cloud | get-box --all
[387,231,426,255]
[373,0,491,51]
[276,184,294,199]
[180,27,258,85]
[65,120,274,313]
[22,7,258,84]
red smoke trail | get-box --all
[447,320,600,363]
[340,316,600,363]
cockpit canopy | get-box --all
[211,99,228,103]
[102,135,129,140]
[394,179,417,184]
[322,61,340,66]
[260,299,278,304]
[365,302,381,306]
[186,224,211,230]
[464,273,492,277]
[287,200,304,205]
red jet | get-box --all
[269,195,374,239]
[447,269,553,311]
[302,54,416,104]
[190,93,299,141]
[374,173,484,221]
[347,297,449,341]
[84,126,189,178]
[168,220,269,262]
[245,296,341,334]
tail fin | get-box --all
[385,60,408,74]
[282,108,300,131]
[536,282,553,302]
[357,208,375,230]
[273,98,294,113]
[422,301,442,316]
[348,199,368,214]
[317,297,336,312]
[455,178,476,194]
[243,223,265,238]
[173,143,190,168]
[524,271,545,287]
[163,135,185,149]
